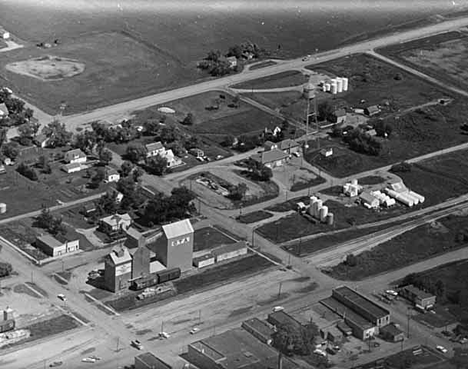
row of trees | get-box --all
[34,208,66,236]
[0,89,34,127]
[342,129,382,156]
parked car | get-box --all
[190,327,200,335]
[132,340,143,350]
[49,362,63,367]
[89,356,101,361]
[81,358,96,363]
[436,345,448,354]
[385,290,398,297]
[57,294,67,301]
[272,306,284,312]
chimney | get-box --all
[277,352,282,369]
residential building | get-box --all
[135,352,172,369]
[250,148,289,169]
[0,103,8,116]
[226,56,237,68]
[61,162,82,174]
[145,142,165,158]
[107,187,124,203]
[0,28,10,40]
[64,149,87,164]
[278,139,300,155]
[360,192,379,209]
[263,140,278,151]
[82,203,96,216]
[33,134,50,148]
[151,219,194,271]
[211,241,248,262]
[104,245,132,292]
[364,105,380,116]
[241,318,275,345]
[320,148,333,158]
[35,234,80,257]
[332,108,347,124]
[104,167,120,183]
[99,213,132,233]
[380,324,404,342]
[400,285,436,310]
[161,149,183,168]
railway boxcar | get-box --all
[132,275,158,291]
[0,319,15,333]
[157,267,181,283]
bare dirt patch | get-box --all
[6,55,85,81]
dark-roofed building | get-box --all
[250,149,289,169]
[364,105,380,117]
[145,142,165,158]
[64,148,86,164]
[400,285,436,310]
[332,286,390,327]
[277,139,300,155]
[241,318,275,345]
[135,352,172,369]
[380,324,404,342]
[267,311,302,330]
[331,108,347,124]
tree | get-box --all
[89,168,105,189]
[182,113,194,126]
[142,120,160,135]
[228,182,248,201]
[5,97,25,115]
[42,119,72,147]
[221,135,236,147]
[0,262,12,278]
[99,148,113,165]
[2,141,19,159]
[120,161,134,177]
[16,162,38,181]
[73,130,97,154]
[227,44,243,58]
[145,155,168,176]
[274,321,319,356]
[34,208,65,235]
[206,49,221,62]
[435,280,446,300]
[125,143,147,163]
[374,120,393,138]
[0,128,6,149]
[245,158,272,181]
[232,95,241,108]
[345,253,358,267]
[37,155,51,174]
[18,120,40,139]
[132,167,144,182]
[95,192,119,215]
[318,101,335,122]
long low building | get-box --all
[35,234,79,257]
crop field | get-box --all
[232,71,307,89]
[328,214,468,281]
[379,31,468,91]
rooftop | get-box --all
[66,148,86,158]
[242,318,275,338]
[63,162,81,170]
[146,142,164,152]
[126,227,144,241]
[360,191,378,204]
[100,213,132,227]
[36,234,63,249]
[277,139,300,151]
[333,286,390,320]
[105,166,119,175]
[0,103,8,115]
[402,285,435,300]
[251,149,288,165]
[380,323,403,337]
[334,108,346,117]
[135,352,172,369]
[321,297,374,330]
[107,245,132,265]
[211,241,247,256]
[162,219,194,239]
[268,310,302,329]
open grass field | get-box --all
[358,175,386,185]
[379,31,468,91]
[232,71,307,89]
[328,214,468,281]
[0,1,450,114]
[193,226,236,252]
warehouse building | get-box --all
[267,310,302,331]
[380,323,404,342]
[35,234,79,257]
[104,245,132,292]
[241,318,275,345]
[152,219,194,271]
[400,285,436,310]
[193,254,215,269]
[135,352,172,369]
[211,241,248,263]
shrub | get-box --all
[0,262,12,278]
[17,162,38,181]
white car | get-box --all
[385,290,398,297]
[436,345,448,354]
[57,294,67,301]
[132,340,143,350]
[190,327,200,335]
[272,306,284,312]
[81,358,96,363]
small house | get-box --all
[320,148,333,157]
[400,285,436,310]
[366,129,377,137]
[0,103,8,117]
[364,105,381,117]
[107,187,124,203]
[62,162,82,174]
[380,324,404,342]
[263,140,278,151]
[161,149,182,168]
[360,191,379,209]
[99,213,132,233]
[64,149,86,164]
[250,148,289,169]
[332,108,347,124]
[104,167,120,183]
[33,134,50,148]
[82,203,97,216]
[226,56,237,68]
[145,142,165,158]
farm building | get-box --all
[322,326,343,343]
[364,105,380,116]
[64,149,86,164]
[211,241,248,262]
[278,139,300,155]
[360,191,379,209]
[104,167,120,183]
[145,142,165,158]
[241,318,275,345]
[61,162,82,173]
[151,219,194,271]
[250,149,289,169]
[35,234,79,257]
[399,285,436,310]
[104,245,132,292]
[0,103,9,116]
[99,213,132,233]
[135,352,172,369]
[380,324,404,342]
[331,108,347,124]
[370,190,396,207]
[320,148,333,157]
[193,254,215,268]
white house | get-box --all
[145,142,165,158]
[320,148,334,157]
[64,149,87,164]
[162,149,183,168]
[99,213,132,233]
[104,167,120,183]
[62,162,82,174]
[0,103,8,117]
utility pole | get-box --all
[277,282,283,299]
[198,309,201,325]
[116,337,120,352]
[407,307,411,339]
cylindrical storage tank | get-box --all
[351,179,358,186]
[319,206,328,222]
[331,84,337,95]
[325,83,331,92]
[342,77,349,91]
[0,203,6,214]
[309,199,317,215]
[336,78,343,93]
[309,196,317,206]
[326,213,334,225]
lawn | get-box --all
[232,71,307,89]
[237,210,273,224]
[328,214,468,281]
[290,174,326,192]
[249,61,277,70]
[379,31,468,91]
[193,226,236,252]
[358,175,386,185]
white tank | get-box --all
[322,84,327,92]
[319,206,328,222]
[336,78,343,93]
[342,77,349,91]
[331,84,337,95]
[325,83,331,92]
[326,213,334,226]
[309,199,317,215]
[0,203,6,214]
[351,179,358,186]
[309,196,317,206]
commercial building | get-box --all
[64,149,87,164]
[152,219,194,271]
[241,318,275,345]
[250,149,289,169]
[400,285,436,310]
[104,245,132,292]
[135,352,172,369]
[35,234,79,257]
[360,191,379,209]
[267,310,302,331]
[187,328,297,369]
[211,241,248,263]
[380,323,404,342]
[99,213,132,233]
[193,254,215,268]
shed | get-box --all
[320,148,333,157]
[360,192,379,209]
[263,140,278,151]
[380,324,404,342]
[332,108,347,124]
[364,106,380,116]
[211,241,248,262]
[62,162,82,173]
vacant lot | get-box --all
[328,214,468,281]
[237,210,273,224]
[194,226,236,252]
[232,71,307,89]
[379,31,468,91]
